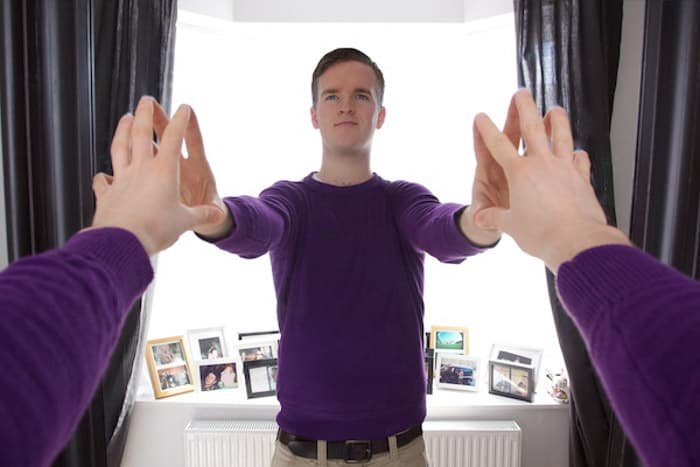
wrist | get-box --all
[459,205,501,246]
[545,223,631,273]
[194,206,234,240]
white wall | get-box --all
[178,0,234,22]
[232,0,464,22]
[177,0,513,23]
[611,1,645,235]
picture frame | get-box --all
[243,358,278,399]
[488,360,535,402]
[489,343,543,380]
[436,353,480,392]
[234,338,278,362]
[145,335,195,399]
[195,357,240,392]
[187,327,228,361]
[430,325,469,355]
[424,348,435,395]
[238,330,280,341]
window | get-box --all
[148,12,565,377]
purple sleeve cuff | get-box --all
[65,228,153,312]
[556,244,677,332]
[207,196,284,259]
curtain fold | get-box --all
[513,1,639,466]
[92,3,177,466]
[631,0,700,280]
[0,1,177,466]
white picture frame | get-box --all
[233,337,278,363]
[436,353,480,392]
[489,343,543,380]
[187,326,228,361]
[195,357,241,392]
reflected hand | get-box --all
[473,89,629,272]
[88,97,225,255]
[153,104,233,238]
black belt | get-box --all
[277,424,422,463]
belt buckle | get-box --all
[344,440,372,463]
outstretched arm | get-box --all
[473,89,700,467]
[0,96,222,466]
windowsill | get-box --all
[135,382,568,413]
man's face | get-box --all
[311,61,386,154]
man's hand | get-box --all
[472,89,630,272]
[458,99,515,246]
[153,104,233,239]
[88,96,225,255]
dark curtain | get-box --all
[92,3,176,467]
[0,1,177,467]
[514,1,639,466]
[631,0,700,280]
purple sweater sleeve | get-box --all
[0,228,153,467]
[208,183,294,258]
[391,181,488,263]
[556,245,700,467]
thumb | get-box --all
[92,173,112,198]
[573,150,591,184]
[475,206,508,231]
[187,204,225,227]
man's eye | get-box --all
[325,95,338,101]
[356,94,370,101]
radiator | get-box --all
[185,420,521,467]
[423,420,521,467]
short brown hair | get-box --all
[311,48,385,105]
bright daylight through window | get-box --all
[146,12,565,388]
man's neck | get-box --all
[317,149,372,187]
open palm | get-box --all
[154,104,225,234]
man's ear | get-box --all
[310,105,319,129]
[376,106,386,129]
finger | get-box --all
[153,101,170,143]
[475,206,509,232]
[545,107,574,157]
[158,104,191,170]
[186,204,225,228]
[132,96,156,163]
[110,113,134,175]
[92,173,111,198]
[513,89,550,157]
[573,150,592,183]
[474,113,519,171]
[184,107,206,160]
[502,92,522,150]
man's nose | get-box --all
[337,97,354,114]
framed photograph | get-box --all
[235,339,278,362]
[145,336,195,398]
[436,353,480,392]
[424,349,435,395]
[488,360,535,402]
[195,358,240,392]
[489,343,543,379]
[243,358,278,399]
[430,325,469,355]
[238,330,280,341]
[187,327,227,360]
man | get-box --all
[181,48,503,465]
[0,96,224,466]
[473,89,700,467]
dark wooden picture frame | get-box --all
[424,348,434,394]
[488,360,535,402]
[243,358,278,399]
